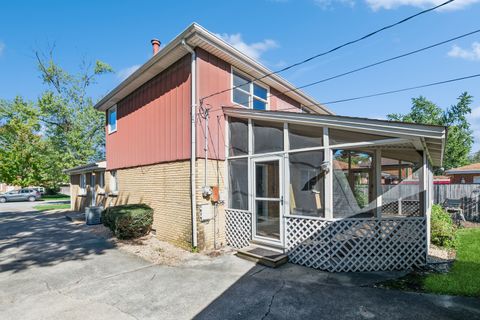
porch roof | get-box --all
[223,107,446,167]
[63,161,107,175]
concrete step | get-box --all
[236,245,288,268]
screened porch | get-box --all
[223,107,445,272]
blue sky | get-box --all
[0,0,479,150]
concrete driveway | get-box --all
[0,205,479,320]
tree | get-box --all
[34,49,113,189]
[387,92,474,170]
[0,97,45,187]
[470,150,480,163]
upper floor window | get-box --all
[108,105,117,134]
[232,70,268,110]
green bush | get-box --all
[431,204,457,249]
[102,204,153,239]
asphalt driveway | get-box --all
[0,205,479,320]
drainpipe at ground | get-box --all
[182,40,198,249]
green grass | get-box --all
[34,203,71,212]
[41,194,70,201]
[424,228,480,297]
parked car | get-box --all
[0,189,41,203]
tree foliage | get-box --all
[387,93,474,170]
[0,49,113,190]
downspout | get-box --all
[182,39,198,248]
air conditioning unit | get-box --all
[85,206,103,225]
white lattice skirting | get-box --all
[225,209,426,272]
[286,216,427,272]
[225,209,252,249]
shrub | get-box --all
[102,204,153,239]
[431,204,457,249]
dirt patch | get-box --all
[428,244,456,263]
[460,221,480,228]
[78,222,230,266]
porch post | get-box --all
[420,151,430,251]
[375,149,382,218]
[323,127,333,219]
[248,119,253,213]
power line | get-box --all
[311,73,480,106]
[206,73,480,115]
[210,28,480,111]
[199,0,455,103]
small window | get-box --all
[79,174,86,195]
[109,170,118,192]
[232,70,268,110]
[474,176,480,184]
[108,105,117,133]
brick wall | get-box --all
[449,173,480,184]
[195,159,227,251]
[106,161,193,249]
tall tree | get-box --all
[0,97,45,187]
[35,49,113,189]
[388,92,474,170]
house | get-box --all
[64,161,106,212]
[445,163,480,184]
[68,23,446,272]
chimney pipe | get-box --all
[151,39,161,55]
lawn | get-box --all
[424,228,480,297]
[377,227,480,297]
[41,194,70,201]
[34,203,70,212]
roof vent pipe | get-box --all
[151,39,161,55]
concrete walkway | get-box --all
[0,206,479,320]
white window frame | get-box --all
[231,67,269,110]
[107,105,117,134]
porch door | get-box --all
[253,156,283,244]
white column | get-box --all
[375,149,382,218]
[248,119,253,213]
[324,127,333,220]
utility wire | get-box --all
[317,73,480,105]
[207,73,480,115]
[208,28,480,111]
[199,0,455,103]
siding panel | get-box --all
[106,55,192,170]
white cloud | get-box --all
[471,106,480,119]
[365,0,479,11]
[216,33,278,61]
[448,42,480,61]
[116,64,140,81]
[0,42,5,57]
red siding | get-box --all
[196,48,303,161]
[106,55,191,170]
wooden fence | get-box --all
[433,184,480,221]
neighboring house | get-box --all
[433,175,451,185]
[68,23,446,272]
[65,161,107,212]
[0,183,18,193]
[445,163,480,184]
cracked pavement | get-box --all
[1,204,479,319]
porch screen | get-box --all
[253,120,283,154]
[332,150,374,218]
[289,151,325,217]
[228,158,248,210]
[229,118,248,156]
[380,150,423,217]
